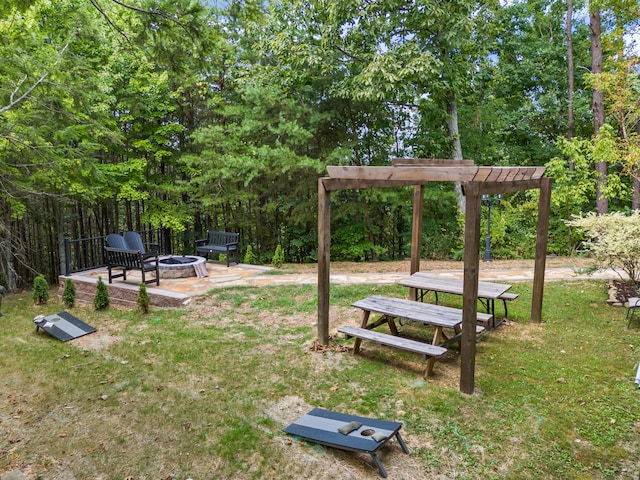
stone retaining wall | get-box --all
[57,275,190,308]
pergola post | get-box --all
[318,179,331,345]
[532,177,552,323]
[409,185,424,300]
[460,182,482,394]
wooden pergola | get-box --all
[317,158,552,394]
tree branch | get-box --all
[0,41,71,114]
[108,0,191,32]
[335,45,365,63]
[89,0,131,43]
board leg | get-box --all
[395,432,410,454]
[370,452,388,478]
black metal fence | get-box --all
[63,229,169,276]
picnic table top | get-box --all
[352,295,492,327]
[398,272,511,299]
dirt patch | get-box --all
[70,332,123,351]
[264,395,313,427]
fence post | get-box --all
[64,237,71,276]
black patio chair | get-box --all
[105,233,128,250]
[123,231,159,260]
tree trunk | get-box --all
[634,122,640,210]
[57,201,67,279]
[365,211,379,262]
[566,0,575,146]
[447,91,466,214]
[2,209,17,292]
[590,7,608,214]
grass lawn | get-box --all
[1,278,639,479]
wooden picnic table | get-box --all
[398,272,514,328]
[340,295,489,375]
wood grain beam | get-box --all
[460,182,482,394]
[532,177,552,323]
[317,179,331,345]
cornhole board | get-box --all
[284,408,409,478]
[34,312,96,342]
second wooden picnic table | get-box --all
[398,272,513,329]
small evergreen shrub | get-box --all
[94,277,110,311]
[62,278,76,308]
[32,275,50,305]
[244,245,257,264]
[272,245,284,268]
[137,283,150,314]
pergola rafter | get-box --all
[317,160,552,394]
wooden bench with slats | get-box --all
[104,247,160,286]
[338,325,447,359]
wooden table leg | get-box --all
[386,315,398,336]
[353,310,371,354]
[426,326,444,376]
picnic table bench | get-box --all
[194,230,240,267]
[284,407,409,478]
[339,295,489,375]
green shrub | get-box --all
[94,277,110,311]
[567,211,640,286]
[32,275,49,305]
[137,283,150,314]
[62,278,76,308]
[244,245,257,265]
[272,245,284,268]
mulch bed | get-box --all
[608,280,639,306]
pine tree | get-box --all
[94,277,110,311]
[137,283,150,314]
[272,245,284,268]
[62,278,76,308]
[32,275,49,305]
[244,245,257,264]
